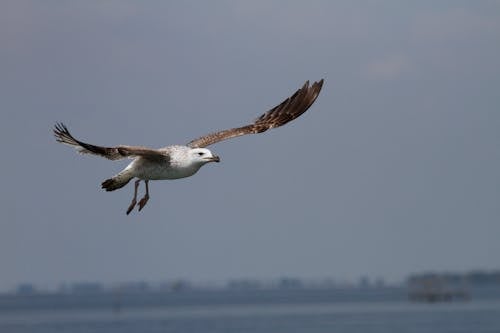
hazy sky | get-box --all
[1,1,499,291]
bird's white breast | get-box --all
[128,146,204,180]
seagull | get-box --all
[54,79,324,214]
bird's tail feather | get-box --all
[102,170,133,191]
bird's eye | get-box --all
[198,152,204,156]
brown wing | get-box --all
[53,123,169,162]
[187,79,324,148]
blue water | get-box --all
[1,288,500,333]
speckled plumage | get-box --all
[54,79,324,214]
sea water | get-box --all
[1,287,500,333]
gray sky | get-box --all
[1,1,499,291]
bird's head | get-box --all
[189,148,220,164]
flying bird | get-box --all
[54,79,324,214]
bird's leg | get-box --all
[126,179,141,215]
[138,180,150,212]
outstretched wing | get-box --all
[187,79,324,148]
[53,123,169,162]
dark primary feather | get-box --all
[53,123,169,162]
[187,79,324,148]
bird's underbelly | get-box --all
[134,162,200,180]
